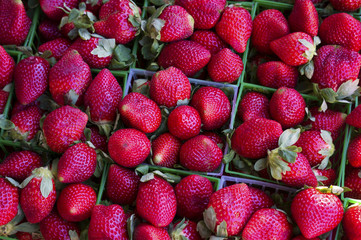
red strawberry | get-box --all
[330,0,361,11]
[175,174,213,220]
[106,164,140,205]
[151,133,181,168]
[134,223,171,240]
[57,143,97,183]
[0,151,42,182]
[39,0,79,21]
[38,38,71,60]
[175,0,226,29]
[172,220,201,240]
[249,186,274,213]
[288,0,319,37]
[238,91,270,122]
[149,67,191,108]
[0,177,18,226]
[348,135,361,167]
[80,126,107,151]
[257,61,298,88]
[207,48,243,83]
[136,175,177,227]
[49,50,92,106]
[190,30,227,55]
[205,183,252,236]
[168,105,201,140]
[119,92,161,133]
[313,168,336,186]
[180,135,223,172]
[20,167,56,223]
[242,208,292,240]
[291,187,344,238]
[40,211,80,240]
[108,128,151,168]
[292,236,320,240]
[57,183,96,222]
[345,168,361,199]
[158,40,211,77]
[216,5,252,54]
[319,13,361,52]
[343,204,361,240]
[0,90,9,114]
[251,9,290,55]
[190,86,231,130]
[0,46,15,89]
[38,20,63,41]
[43,106,88,153]
[88,204,128,240]
[0,0,31,45]
[346,104,361,128]
[10,105,42,141]
[11,100,40,116]
[16,232,43,240]
[270,32,317,66]
[201,132,224,150]
[84,68,122,124]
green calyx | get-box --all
[317,130,334,170]
[300,36,321,62]
[20,167,54,198]
[139,170,181,183]
[316,185,352,195]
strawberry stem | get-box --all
[96,162,109,204]
[0,237,18,240]
[0,139,48,153]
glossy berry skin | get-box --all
[313,168,336,186]
[343,204,361,240]
[0,178,18,226]
[106,164,140,205]
[84,69,122,123]
[158,40,211,77]
[10,105,43,141]
[190,30,227,55]
[180,135,223,172]
[291,188,343,239]
[346,104,361,129]
[40,211,80,240]
[152,133,181,168]
[345,168,361,199]
[0,46,15,89]
[14,56,50,105]
[38,20,63,41]
[38,38,71,60]
[330,0,361,11]
[248,186,274,213]
[108,128,151,168]
[288,0,319,37]
[208,48,243,83]
[201,132,224,151]
[257,61,298,88]
[168,106,201,140]
[0,151,42,182]
[319,13,361,52]
[149,67,191,108]
[88,204,128,240]
[136,176,177,227]
[292,236,320,240]
[238,91,270,122]
[231,118,283,159]
[16,232,42,240]
[80,126,107,152]
[134,223,171,240]
[119,92,161,133]
[348,135,361,167]
[190,86,231,130]
[39,0,78,21]
[251,9,290,55]
[175,175,213,220]
[0,90,8,114]
[172,220,202,240]
[242,208,292,240]
[216,6,252,54]
[57,143,97,183]
[57,183,96,222]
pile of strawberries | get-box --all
[1,0,361,239]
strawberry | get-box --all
[0,46,15,89]
[57,183,96,222]
[292,236,320,240]
[106,164,140,205]
[248,186,274,213]
[0,151,42,182]
[0,0,31,45]
[201,132,224,151]
[39,211,80,240]
[134,223,171,240]
[190,86,231,130]
[313,168,336,186]
[257,61,298,88]
[0,90,9,114]
[42,106,88,153]
[242,208,292,240]
[344,168,361,199]
[136,175,177,227]
[149,67,191,108]
[270,32,318,66]
[207,48,243,83]
[88,204,128,240]
[108,128,151,168]
[346,104,361,128]
[39,0,79,21]
[168,105,201,140]
[49,50,92,106]
[237,91,270,122]
[0,177,18,226]
[204,183,252,236]
[215,5,252,54]
[157,40,211,77]
[175,0,226,29]
[10,105,43,141]
[80,126,107,151]
[38,20,63,41]
[151,133,181,168]
[16,232,43,240]
[172,220,201,240]
[251,9,290,55]
[38,38,71,60]
[288,0,319,37]
[175,174,213,220]
[57,142,97,183]
[20,167,56,223]
[11,100,40,116]
[190,30,227,55]
[330,0,361,11]
[80,0,102,15]
[84,68,122,124]
[343,204,361,240]
[179,135,223,172]
[319,13,361,52]
[291,187,344,238]
[348,135,361,167]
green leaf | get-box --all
[140,173,155,182]
[197,221,213,239]
[0,119,15,130]
[91,38,116,58]
[176,98,190,106]
[203,207,217,233]
[336,79,361,101]
[15,222,40,233]
[64,89,79,105]
[83,128,92,142]
[278,128,301,148]
[216,221,228,238]
[222,150,235,164]
[278,149,297,163]
[110,44,136,69]
[78,28,91,40]
[254,158,267,171]
[40,177,53,198]
[150,0,174,6]
[320,88,337,103]
[5,177,20,187]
